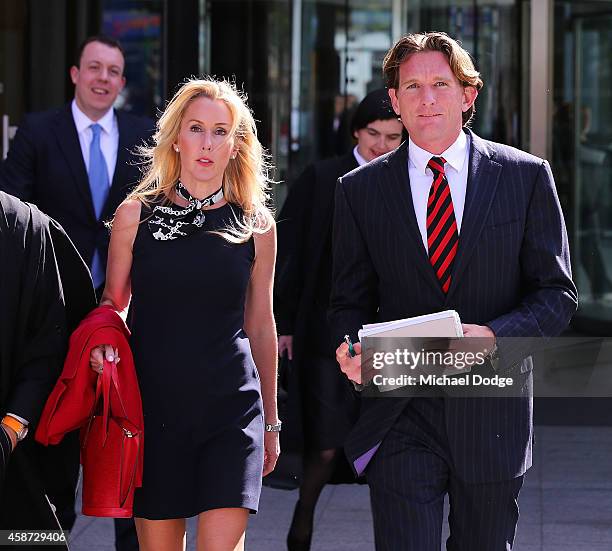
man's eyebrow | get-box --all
[400,75,453,84]
[87,61,121,70]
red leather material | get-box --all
[35,305,144,517]
[79,360,141,517]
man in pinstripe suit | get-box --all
[329,32,577,550]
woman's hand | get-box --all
[262,431,280,477]
[89,344,120,374]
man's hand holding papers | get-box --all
[462,323,496,341]
[336,341,378,387]
[336,312,500,393]
[426,323,496,366]
[336,340,362,384]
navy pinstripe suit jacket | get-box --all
[329,130,578,483]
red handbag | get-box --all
[80,360,142,517]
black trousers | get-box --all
[114,517,139,551]
[367,398,524,551]
[0,437,74,551]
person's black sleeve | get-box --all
[328,177,379,348]
[5,217,66,427]
[274,164,316,335]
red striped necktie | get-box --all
[426,156,458,294]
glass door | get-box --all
[552,1,612,332]
[290,0,395,178]
[0,1,26,158]
[403,0,524,147]
[102,0,167,117]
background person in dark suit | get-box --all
[275,89,404,551]
[0,35,152,551]
[0,35,153,297]
[330,32,577,550]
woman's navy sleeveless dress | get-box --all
[130,201,264,519]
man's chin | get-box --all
[88,96,116,111]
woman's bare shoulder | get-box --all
[113,199,143,231]
[252,215,276,259]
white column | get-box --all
[529,0,553,159]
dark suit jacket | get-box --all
[0,104,153,272]
[275,153,358,471]
[329,130,578,483]
[276,152,358,349]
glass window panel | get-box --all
[102,0,165,117]
[292,0,394,178]
[404,0,523,147]
[552,0,612,330]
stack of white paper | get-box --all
[358,310,464,392]
[358,310,463,340]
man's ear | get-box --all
[462,86,478,113]
[388,88,401,116]
[69,66,79,85]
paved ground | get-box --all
[68,425,612,551]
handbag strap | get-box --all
[88,355,134,444]
[100,358,112,445]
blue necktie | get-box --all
[88,123,110,289]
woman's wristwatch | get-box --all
[264,420,282,432]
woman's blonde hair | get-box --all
[130,77,274,242]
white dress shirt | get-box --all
[71,99,118,184]
[353,145,369,167]
[408,131,470,252]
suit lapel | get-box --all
[54,106,96,220]
[445,130,502,302]
[380,143,445,299]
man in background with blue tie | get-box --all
[0,35,152,296]
[0,35,152,551]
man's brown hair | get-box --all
[76,35,125,68]
[383,32,483,125]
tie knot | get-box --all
[428,156,446,175]
[90,123,102,138]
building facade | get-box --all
[1,0,611,332]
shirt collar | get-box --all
[352,145,369,167]
[408,130,468,175]
[71,99,115,136]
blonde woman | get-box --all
[90,78,279,551]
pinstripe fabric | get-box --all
[328,130,577,547]
[367,398,523,551]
